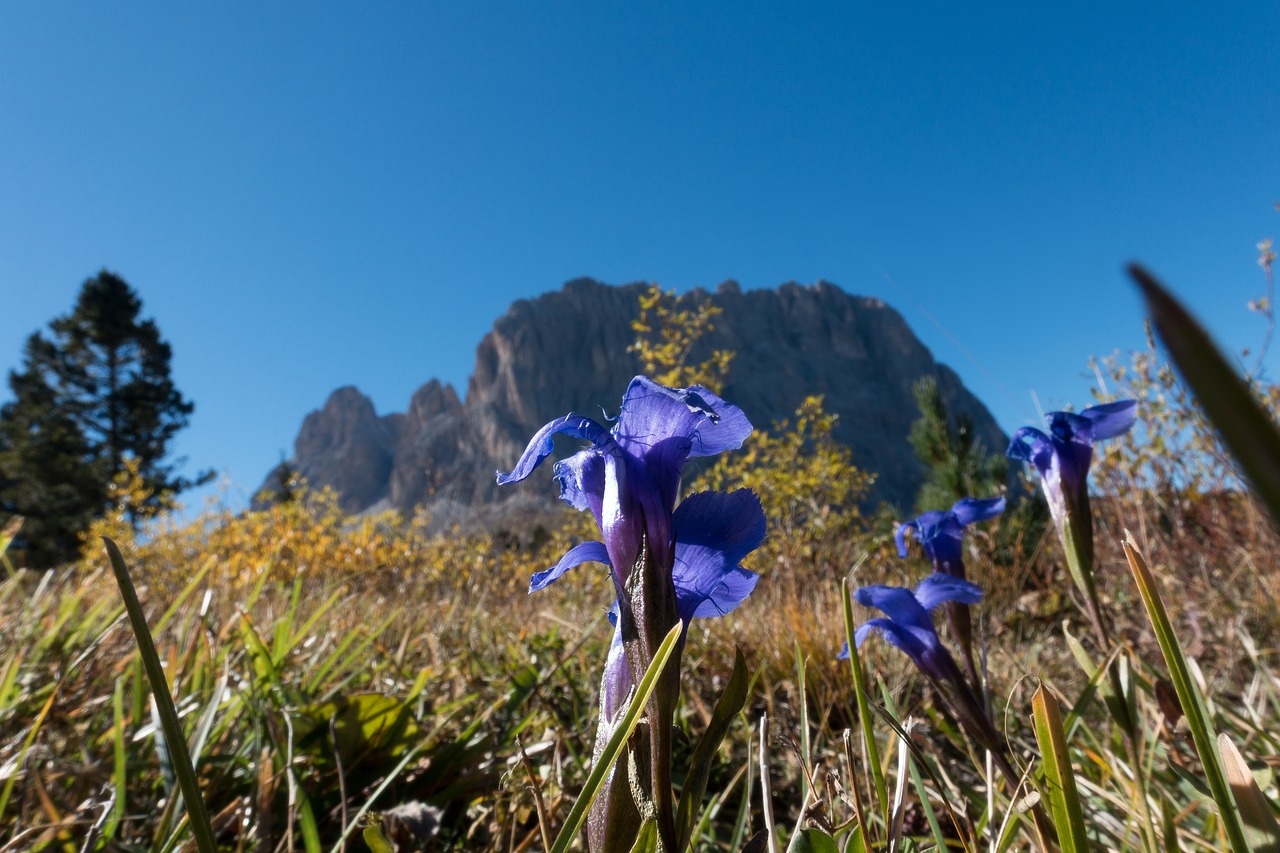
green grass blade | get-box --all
[549,621,684,853]
[675,646,749,852]
[627,820,659,853]
[1032,684,1089,853]
[153,554,215,635]
[1131,264,1280,528]
[1121,533,1250,852]
[0,679,58,822]
[105,677,127,842]
[102,536,218,853]
[841,577,887,822]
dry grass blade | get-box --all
[1217,733,1280,853]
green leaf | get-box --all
[1131,264,1280,529]
[787,828,839,853]
[102,537,218,853]
[627,820,659,853]
[676,646,750,852]
[1121,534,1250,852]
[294,693,421,761]
[362,821,396,853]
[549,621,684,853]
[1032,684,1090,853]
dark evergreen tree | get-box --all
[908,375,1006,511]
[0,270,201,567]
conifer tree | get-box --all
[0,270,200,566]
[909,375,1006,511]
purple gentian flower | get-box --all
[1006,400,1137,542]
[896,497,1006,581]
[1007,400,1136,637]
[896,496,1004,687]
[498,376,761,852]
[530,488,766,715]
[499,376,753,599]
[839,573,982,685]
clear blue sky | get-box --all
[2,3,1277,509]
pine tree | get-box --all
[0,270,200,566]
[908,375,1006,511]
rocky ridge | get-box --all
[259,279,1006,522]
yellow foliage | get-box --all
[697,396,874,572]
[629,284,733,392]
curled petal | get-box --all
[950,496,1006,527]
[614,376,752,460]
[552,449,606,521]
[854,584,934,635]
[1081,399,1138,441]
[530,541,610,592]
[913,572,983,612]
[496,413,613,485]
[671,489,767,623]
[1007,426,1053,470]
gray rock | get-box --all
[258,279,1006,521]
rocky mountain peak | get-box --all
[262,279,1006,522]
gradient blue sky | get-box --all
[2,3,1277,508]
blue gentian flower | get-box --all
[1007,400,1136,637]
[896,497,1006,581]
[499,376,754,601]
[896,496,1004,686]
[840,573,982,685]
[529,487,766,716]
[1006,400,1137,542]
[498,375,762,852]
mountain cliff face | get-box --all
[259,279,1006,518]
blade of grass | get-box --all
[102,537,217,853]
[841,578,886,822]
[675,646,749,852]
[0,679,59,821]
[1217,732,1280,852]
[1131,264,1280,528]
[1032,684,1089,853]
[1121,532,1249,852]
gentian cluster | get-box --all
[499,376,764,852]
[844,498,1009,780]
[1007,400,1137,638]
[895,497,1004,684]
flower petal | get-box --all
[671,489,767,623]
[614,376,752,460]
[530,541,611,592]
[689,568,759,618]
[853,618,930,659]
[913,572,983,612]
[599,623,632,726]
[1080,399,1138,441]
[496,413,613,485]
[950,496,1006,527]
[894,520,917,559]
[854,584,934,635]
[1007,426,1054,471]
[552,449,607,521]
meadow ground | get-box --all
[2,474,1279,851]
